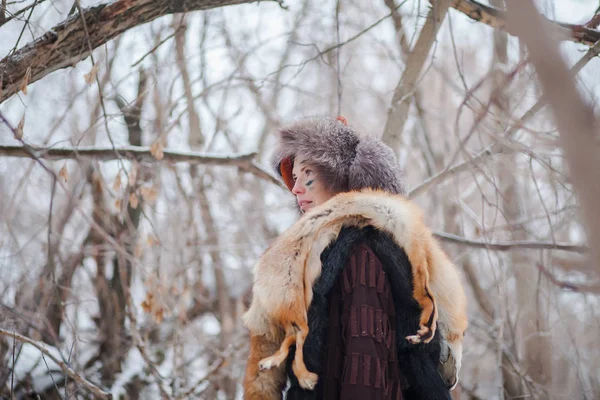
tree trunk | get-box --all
[96,71,147,382]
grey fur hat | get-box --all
[272,116,406,195]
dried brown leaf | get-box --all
[20,67,31,95]
[129,192,139,209]
[150,140,164,160]
[59,163,68,182]
[134,241,142,258]
[128,163,138,187]
[140,185,158,203]
[154,308,164,324]
[84,63,99,85]
[112,173,122,191]
[146,235,158,247]
[14,115,25,140]
[141,293,154,313]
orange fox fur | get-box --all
[242,189,468,399]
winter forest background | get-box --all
[1,0,600,399]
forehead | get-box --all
[292,155,310,173]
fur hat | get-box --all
[272,116,406,195]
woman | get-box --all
[246,117,454,400]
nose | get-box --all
[292,179,305,195]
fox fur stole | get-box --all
[242,189,468,399]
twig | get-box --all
[381,0,450,155]
[131,28,181,67]
[506,0,600,272]
[0,112,157,274]
[0,0,282,103]
[0,144,288,189]
[447,0,600,47]
[0,329,112,399]
[408,143,505,198]
[241,160,287,189]
[263,0,409,84]
[434,231,588,253]
[175,344,240,399]
[408,37,600,199]
[122,273,171,399]
[0,0,50,28]
[536,263,600,293]
[0,144,254,164]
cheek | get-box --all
[314,183,333,202]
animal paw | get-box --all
[258,356,278,370]
[405,334,422,344]
[298,372,318,390]
[406,325,434,344]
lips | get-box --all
[298,200,313,211]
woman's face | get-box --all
[291,156,335,213]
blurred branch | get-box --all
[506,0,600,272]
[0,0,6,24]
[434,231,587,253]
[264,0,408,82]
[408,37,600,199]
[408,143,505,198]
[384,0,410,54]
[0,329,112,399]
[176,342,243,399]
[241,160,286,189]
[0,0,283,103]
[382,0,450,155]
[0,144,255,165]
[173,16,203,149]
[0,0,49,27]
[125,298,171,399]
[448,0,600,47]
[0,144,287,188]
[0,111,139,271]
[537,263,600,294]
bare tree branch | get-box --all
[381,0,450,155]
[536,263,600,294]
[408,37,600,200]
[408,143,505,198]
[434,231,588,253]
[448,0,600,47]
[0,328,112,399]
[506,0,600,272]
[0,144,287,188]
[0,0,283,103]
[0,144,255,164]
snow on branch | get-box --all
[1,144,253,164]
[0,328,112,399]
[0,0,284,103]
[448,0,600,47]
[0,144,286,188]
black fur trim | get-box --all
[285,227,451,400]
